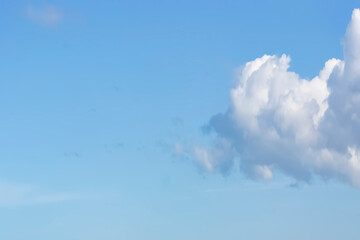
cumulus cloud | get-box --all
[187,9,360,187]
[26,4,63,27]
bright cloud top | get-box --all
[190,9,360,187]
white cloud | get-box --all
[253,165,273,180]
[26,4,63,27]
[193,138,235,174]
[189,9,360,187]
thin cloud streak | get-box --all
[0,182,81,207]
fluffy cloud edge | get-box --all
[178,9,360,188]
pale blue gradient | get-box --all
[1,0,360,239]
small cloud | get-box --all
[192,139,235,176]
[26,4,63,27]
[252,165,273,180]
[164,141,190,160]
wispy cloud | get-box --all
[26,4,63,27]
[0,182,81,207]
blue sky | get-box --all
[1,1,360,239]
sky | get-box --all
[1,0,360,239]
